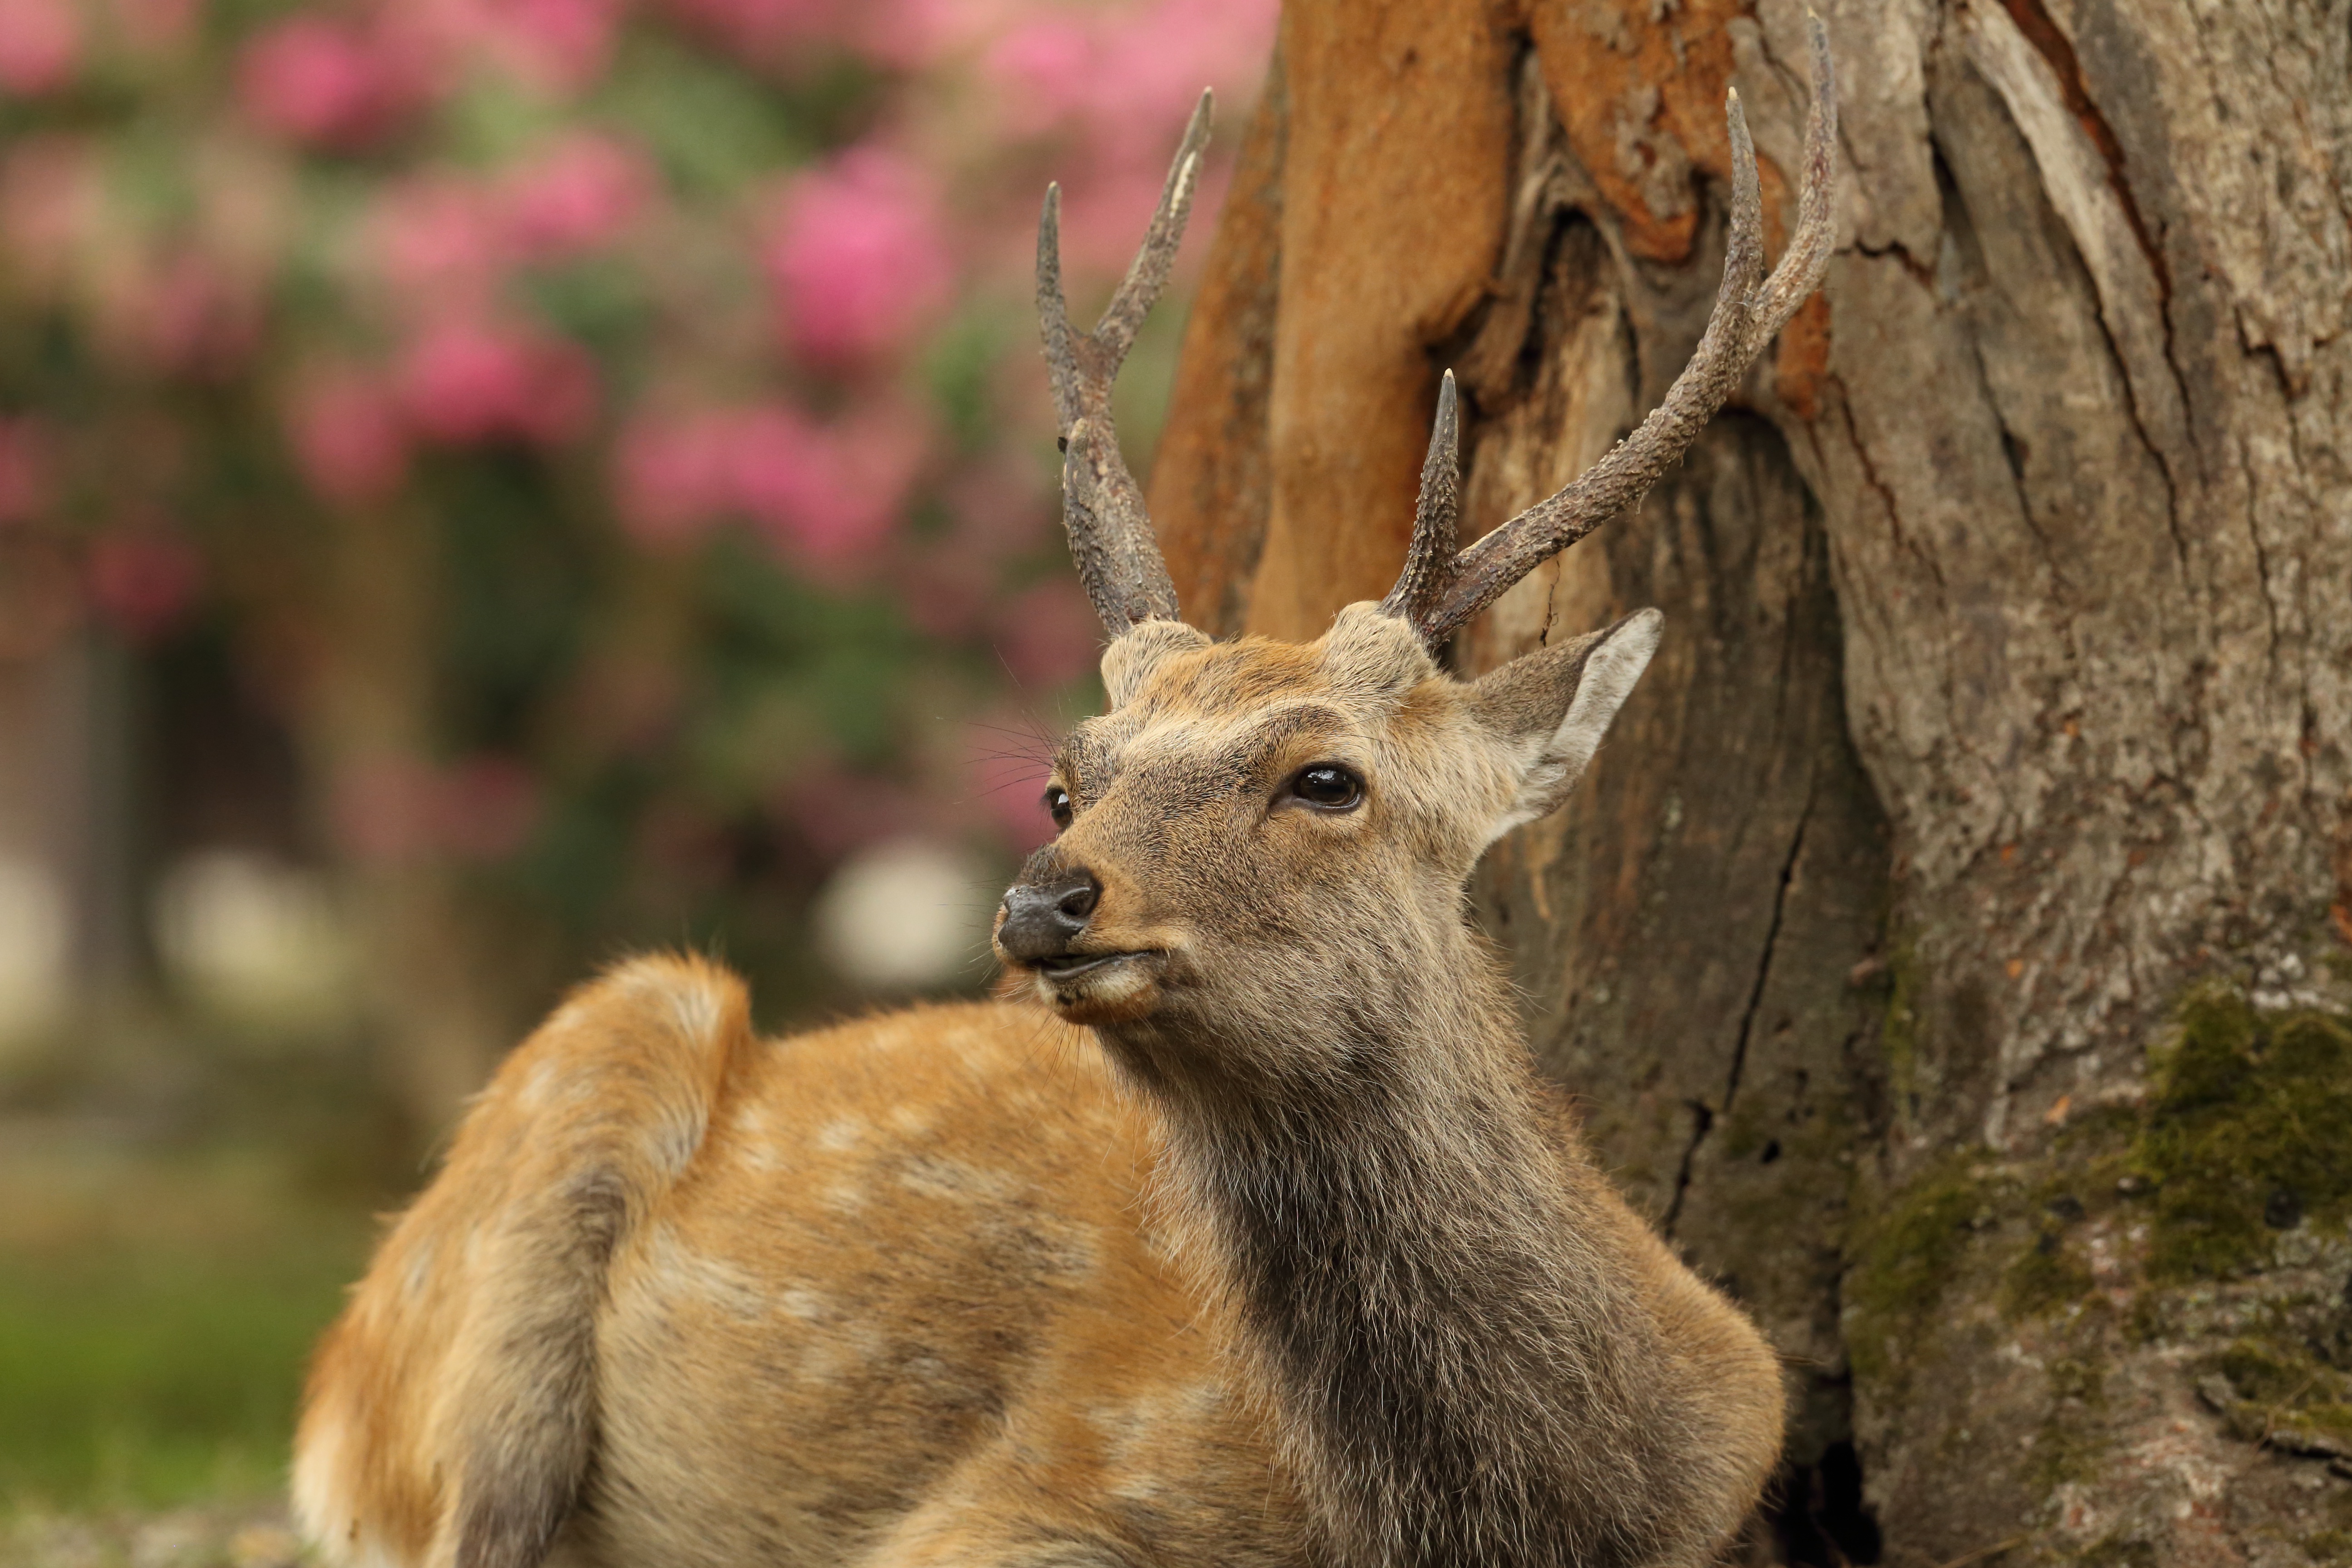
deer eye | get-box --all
[1287,764,1363,812]
[1044,785,1074,830]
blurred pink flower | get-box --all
[614,397,929,562]
[764,146,953,363]
[86,528,203,642]
[0,135,98,284]
[505,132,652,259]
[986,0,1272,142]
[332,753,442,865]
[476,0,621,92]
[735,398,928,564]
[0,0,80,96]
[941,456,1047,553]
[966,728,1054,853]
[437,755,542,860]
[991,577,1098,687]
[613,410,738,546]
[116,252,260,378]
[983,0,1273,268]
[102,0,199,57]
[0,417,54,524]
[841,0,975,71]
[396,318,598,446]
[395,0,622,94]
[662,0,832,67]
[238,16,423,149]
[288,370,410,505]
[781,764,922,858]
[330,751,542,864]
[370,173,508,314]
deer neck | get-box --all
[1097,928,1687,1568]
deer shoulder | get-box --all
[297,26,1838,1568]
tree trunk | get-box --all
[1150,3,2352,1564]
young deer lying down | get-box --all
[296,26,1836,1568]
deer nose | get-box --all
[997,872,1100,963]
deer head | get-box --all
[997,25,1837,1087]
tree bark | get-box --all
[1150,4,2352,1565]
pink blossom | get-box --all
[991,578,1099,687]
[838,0,976,71]
[0,136,98,285]
[505,132,652,260]
[287,370,410,505]
[103,0,199,58]
[941,456,1047,554]
[476,0,621,92]
[115,252,260,378]
[966,725,1055,853]
[394,0,622,94]
[734,399,927,564]
[781,764,922,858]
[329,751,542,864]
[613,398,929,562]
[396,318,598,446]
[331,754,442,866]
[662,0,833,67]
[0,0,79,96]
[0,417,54,524]
[238,17,421,149]
[437,755,541,860]
[86,528,203,642]
[764,146,953,363]
[986,0,1274,144]
[369,174,509,314]
[982,0,1273,267]
[612,411,739,546]
[982,16,1088,136]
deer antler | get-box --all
[1038,91,1212,636]
[1388,15,1839,647]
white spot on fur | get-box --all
[519,1057,561,1111]
[650,1104,705,1180]
[814,1116,866,1152]
[288,1411,348,1557]
[401,1238,436,1301]
[777,1287,830,1321]
[898,1156,1014,1202]
[666,977,722,1044]
[643,1223,767,1318]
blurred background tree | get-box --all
[0,0,1271,1523]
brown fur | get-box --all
[296,603,1784,1568]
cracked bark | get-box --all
[1152,1,2352,1564]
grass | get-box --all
[0,1137,378,1517]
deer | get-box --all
[294,22,1837,1568]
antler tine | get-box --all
[1405,14,1838,647]
[1380,370,1461,622]
[1036,91,1212,635]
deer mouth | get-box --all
[1026,949,1165,1020]
[1033,951,1156,980]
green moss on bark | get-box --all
[2132,987,2352,1281]
[1846,1151,2002,1386]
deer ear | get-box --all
[1100,619,1212,708]
[1467,608,1662,838]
